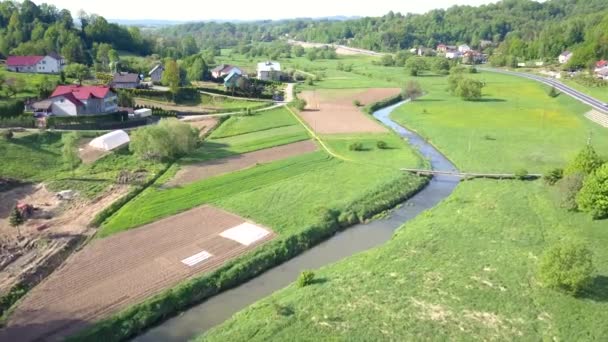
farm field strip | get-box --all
[0,205,275,342]
[298,88,400,134]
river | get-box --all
[135,100,460,341]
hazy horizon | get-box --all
[32,0,501,22]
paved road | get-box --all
[481,68,608,114]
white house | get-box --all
[6,54,65,74]
[33,85,118,116]
[211,64,244,79]
[148,64,164,84]
[446,51,461,59]
[458,44,471,53]
[257,61,282,81]
[559,51,573,64]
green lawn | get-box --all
[0,68,61,101]
[201,180,608,341]
[391,71,608,173]
[211,107,300,138]
[0,132,64,181]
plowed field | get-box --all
[0,205,274,342]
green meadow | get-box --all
[201,180,608,341]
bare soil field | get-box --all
[299,88,400,134]
[0,205,275,342]
[184,116,220,137]
[166,140,317,187]
[0,184,128,298]
[78,138,109,164]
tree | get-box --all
[292,45,305,57]
[293,98,307,111]
[402,80,423,101]
[186,58,208,82]
[576,163,608,220]
[405,57,427,76]
[565,145,603,176]
[162,59,181,95]
[61,132,80,174]
[455,78,484,101]
[380,54,394,66]
[130,118,199,161]
[5,78,25,98]
[539,241,595,295]
[9,206,24,237]
[117,91,134,107]
[64,63,90,85]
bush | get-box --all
[565,145,603,176]
[349,142,364,151]
[377,140,388,149]
[544,168,564,185]
[0,129,13,140]
[514,168,529,180]
[402,80,423,101]
[548,86,560,98]
[0,100,25,118]
[297,270,316,288]
[130,118,199,161]
[557,173,585,211]
[353,100,362,107]
[576,163,608,220]
[539,241,595,295]
[293,98,307,111]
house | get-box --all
[111,72,141,89]
[6,53,65,74]
[446,51,461,59]
[595,68,608,80]
[559,51,573,64]
[211,64,244,79]
[458,44,472,53]
[595,60,608,70]
[436,44,448,53]
[479,40,494,49]
[257,61,281,81]
[148,64,164,84]
[462,50,484,64]
[224,70,242,88]
[32,85,118,116]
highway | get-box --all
[481,68,608,114]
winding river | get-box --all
[135,101,460,341]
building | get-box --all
[595,60,608,70]
[462,50,485,64]
[89,130,130,151]
[257,61,281,81]
[446,51,461,59]
[479,40,494,49]
[111,72,141,89]
[458,44,472,53]
[211,64,243,79]
[436,44,448,53]
[224,70,242,88]
[559,51,573,64]
[32,85,118,116]
[6,54,65,73]
[148,64,164,84]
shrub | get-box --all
[514,169,529,180]
[544,168,564,185]
[377,140,388,149]
[0,100,25,118]
[402,80,423,101]
[353,100,362,107]
[293,98,307,111]
[297,270,316,288]
[557,173,585,211]
[538,241,594,295]
[306,77,314,86]
[565,145,603,176]
[576,163,608,220]
[130,118,199,161]
[349,142,364,151]
[0,129,13,140]
[548,86,560,98]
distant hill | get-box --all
[110,16,359,27]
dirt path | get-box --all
[298,88,400,134]
[184,117,220,136]
[166,140,317,187]
[0,205,275,342]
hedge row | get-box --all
[47,111,129,127]
[0,100,25,118]
[364,94,404,114]
[133,105,177,117]
[0,115,35,128]
[68,174,429,342]
[197,86,274,100]
[126,87,200,104]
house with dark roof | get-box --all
[211,64,243,79]
[6,54,65,74]
[559,51,573,64]
[224,70,243,89]
[111,72,141,89]
[148,64,164,83]
[32,85,118,116]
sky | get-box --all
[32,0,499,21]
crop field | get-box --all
[391,71,608,173]
[166,140,317,187]
[201,180,608,341]
[298,88,399,134]
[0,205,275,342]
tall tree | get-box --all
[162,59,181,95]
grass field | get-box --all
[211,107,300,138]
[560,79,608,103]
[0,68,61,101]
[201,180,608,341]
[391,71,608,173]
[0,132,64,181]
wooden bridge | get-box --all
[400,168,542,180]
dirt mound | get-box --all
[298,88,400,134]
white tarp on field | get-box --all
[220,223,270,246]
[181,250,213,267]
[89,130,130,151]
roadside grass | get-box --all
[560,79,608,103]
[99,151,419,237]
[201,180,608,341]
[211,107,300,138]
[391,71,608,173]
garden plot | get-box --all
[0,205,275,342]
[298,88,400,134]
[166,140,317,187]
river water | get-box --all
[135,101,460,341]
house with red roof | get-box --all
[211,64,244,79]
[6,54,65,74]
[32,85,118,116]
